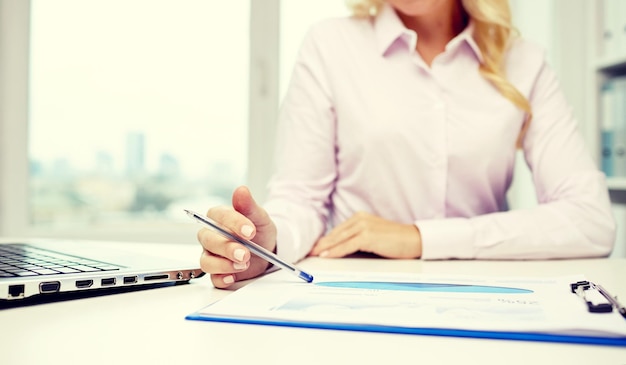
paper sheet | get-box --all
[190,270,626,339]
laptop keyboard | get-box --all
[0,243,121,278]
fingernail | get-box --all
[241,225,254,238]
[223,275,234,284]
[319,250,329,258]
[234,248,245,261]
[233,262,247,270]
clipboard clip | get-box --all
[570,280,626,318]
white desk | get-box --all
[1,242,625,365]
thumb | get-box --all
[232,186,270,228]
[231,186,276,250]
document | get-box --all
[187,270,626,346]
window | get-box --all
[0,0,350,242]
[26,0,250,241]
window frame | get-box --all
[0,0,30,238]
[0,0,279,242]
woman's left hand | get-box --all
[309,212,422,259]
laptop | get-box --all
[0,238,205,302]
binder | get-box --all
[612,77,626,177]
[615,131,626,177]
[601,76,626,177]
[601,79,615,176]
[186,271,626,347]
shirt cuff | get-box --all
[417,217,476,260]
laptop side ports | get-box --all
[101,277,116,286]
[75,279,93,289]
[8,284,25,299]
[39,281,61,294]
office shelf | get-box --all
[589,1,626,198]
[596,56,626,73]
[607,177,626,191]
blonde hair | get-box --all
[346,0,532,148]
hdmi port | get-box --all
[75,279,93,288]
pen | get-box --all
[184,209,314,283]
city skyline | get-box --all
[29,130,243,183]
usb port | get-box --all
[123,276,137,284]
[75,279,93,289]
[101,278,116,286]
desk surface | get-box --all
[1,242,625,365]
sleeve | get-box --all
[263,25,337,264]
[419,57,616,260]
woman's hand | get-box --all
[309,212,422,259]
[197,186,277,288]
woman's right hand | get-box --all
[197,185,277,289]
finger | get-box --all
[199,249,250,274]
[323,214,361,242]
[197,228,251,264]
[311,221,360,256]
[209,255,270,289]
[207,205,256,240]
[232,186,273,233]
[317,237,362,258]
[231,186,277,253]
[210,273,237,289]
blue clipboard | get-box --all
[185,312,626,348]
[186,274,626,347]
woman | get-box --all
[197,0,615,288]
